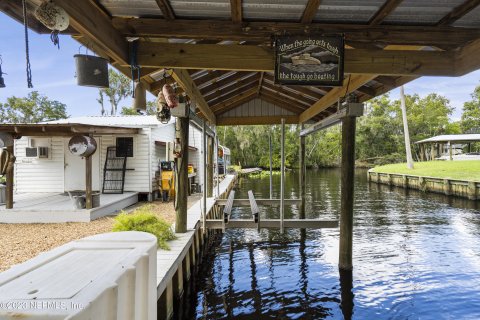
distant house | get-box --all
[12,115,204,199]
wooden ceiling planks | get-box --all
[437,0,480,26]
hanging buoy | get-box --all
[34,1,70,48]
[74,54,109,88]
[133,82,146,111]
[163,84,178,108]
[68,135,97,157]
[156,91,171,124]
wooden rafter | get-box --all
[256,72,264,96]
[262,83,315,106]
[208,81,259,107]
[437,0,480,26]
[262,74,324,100]
[355,85,377,97]
[135,43,457,76]
[260,89,308,112]
[369,0,404,25]
[200,72,256,96]
[217,116,299,126]
[259,92,308,115]
[55,0,128,64]
[230,0,242,23]
[195,71,232,87]
[301,0,322,24]
[212,88,258,114]
[112,17,480,48]
[299,75,377,123]
[154,0,175,20]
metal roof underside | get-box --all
[2,0,479,125]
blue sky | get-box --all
[0,12,479,120]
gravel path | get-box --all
[0,196,201,273]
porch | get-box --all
[0,192,138,223]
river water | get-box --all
[180,169,480,319]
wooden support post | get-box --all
[468,181,477,200]
[5,145,14,209]
[280,118,285,234]
[85,155,92,209]
[175,117,189,233]
[449,142,453,161]
[269,130,273,199]
[207,136,214,197]
[339,115,356,271]
[420,144,425,162]
[299,124,306,219]
[443,179,452,196]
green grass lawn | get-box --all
[371,161,480,181]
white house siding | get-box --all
[150,124,175,192]
[188,126,203,190]
[14,137,65,193]
[99,131,151,193]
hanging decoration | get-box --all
[0,149,16,176]
[162,83,179,108]
[133,82,147,111]
[22,0,33,88]
[0,56,6,88]
[74,54,109,88]
[156,91,171,124]
[34,1,70,49]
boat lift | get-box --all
[202,118,339,233]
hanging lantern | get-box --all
[34,1,70,48]
[74,54,109,88]
[133,82,146,111]
[163,84,178,108]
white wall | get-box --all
[14,137,65,193]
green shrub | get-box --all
[112,209,176,250]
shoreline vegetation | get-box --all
[371,161,480,181]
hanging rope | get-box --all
[130,40,140,98]
[22,0,33,88]
[50,30,60,49]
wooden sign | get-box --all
[274,35,344,86]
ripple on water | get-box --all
[182,169,480,320]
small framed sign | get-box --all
[274,35,344,86]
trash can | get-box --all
[0,184,6,205]
[92,193,101,208]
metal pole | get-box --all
[269,129,273,200]
[202,121,207,233]
[299,123,306,219]
[400,86,414,169]
[280,118,285,234]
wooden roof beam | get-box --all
[437,0,480,26]
[299,74,377,123]
[230,0,242,23]
[261,82,316,106]
[259,90,308,113]
[56,0,128,64]
[208,81,260,107]
[217,115,299,126]
[112,17,480,47]
[369,0,404,25]
[301,0,322,24]
[200,72,257,96]
[136,43,457,76]
[212,88,258,114]
[155,0,175,20]
[172,69,216,124]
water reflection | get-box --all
[180,169,480,319]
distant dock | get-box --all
[240,168,262,176]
